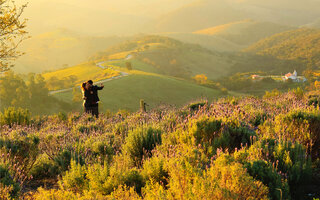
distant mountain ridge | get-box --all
[152,0,249,32]
[193,19,293,46]
[160,20,293,52]
[151,0,320,33]
[244,28,320,68]
[303,18,320,29]
[161,32,244,52]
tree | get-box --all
[0,0,28,72]
[170,59,177,65]
[46,76,60,90]
[193,74,208,84]
[27,73,54,114]
[0,71,29,109]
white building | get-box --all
[282,70,307,82]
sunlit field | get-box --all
[54,73,225,112]
[42,62,120,90]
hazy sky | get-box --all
[20,0,195,35]
[19,0,320,36]
[25,0,194,16]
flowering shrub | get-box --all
[234,139,312,198]
[186,101,207,112]
[82,134,114,165]
[59,160,87,193]
[0,107,30,126]
[245,160,290,199]
[0,132,39,196]
[141,155,168,185]
[123,127,162,167]
[165,153,269,199]
[0,165,20,199]
[0,134,40,170]
[262,109,320,158]
[30,155,59,180]
[86,162,110,194]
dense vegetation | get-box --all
[0,91,319,199]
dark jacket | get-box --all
[83,85,103,107]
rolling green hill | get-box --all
[91,35,237,79]
[244,28,320,69]
[53,72,226,112]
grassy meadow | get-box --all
[54,73,224,112]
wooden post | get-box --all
[140,99,146,112]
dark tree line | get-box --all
[0,71,72,115]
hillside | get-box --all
[244,28,320,69]
[193,20,293,46]
[91,35,237,79]
[161,32,244,52]
[53,72,225,112]
[90,34,308,79]
[15,29,127,73]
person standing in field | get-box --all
[81,80,104,118]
